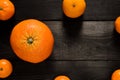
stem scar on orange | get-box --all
[10,19,54,63]
[54,75,71,80]
[115,16,120,34]
[63,0,86,18]
[0,59,13,78]
[111,69,120,80]
[0,0,15,20]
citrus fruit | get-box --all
[0,59,13,78]
[115,16,120,34]
[0,0,15,20]
[63,0,86,18]
[111,69,120,80]
[10,19,54,63]
[54,75,70,80]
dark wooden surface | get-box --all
[5,60,120,80]
[12,0,120,21]
[0,0,120,80]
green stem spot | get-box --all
[27,37,34,44]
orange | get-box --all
[63,0,86,18]
[111,69,120,80]
[54,75,70,80]
[0,0,15,20]
[0,59,13,78]
[115,16,120,34]
[10,19,54,63]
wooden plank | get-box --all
[45,21,120,60]
[1,21,120,60]
[5,60,120,80]
[11,0,120,20]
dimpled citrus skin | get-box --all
[115,16,120,34]
[10,19,54,63]
[0,0,15,20]
[111,69,120,80]
[54,75,70,80]
[0,59,13,78]
[63,0,86,18]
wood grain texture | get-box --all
[0,21,120,61]
[0,0,120,80]
[45,21,120,60]
[11,0,120,20]
[4,60,120,80]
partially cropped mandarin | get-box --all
[111,69,120,80]
[54,75,70,80]
[63,0,86,18]
[0,0,15,20]
[0,59,13,78]
[115,16,120,34]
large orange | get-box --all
[115,16,120,34]
[0,0,15,20]
[10,19,54,63]
[111,69,120,80]
[0,59,13,78]
[63,0,86,18]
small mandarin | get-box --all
[63,0,86,18]
[0,59,13,78]
[0,0,15,20]
[111,69,120,80]
[115,16,120,34]
[54,75,70,80]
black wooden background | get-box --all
[0,0,120,80]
